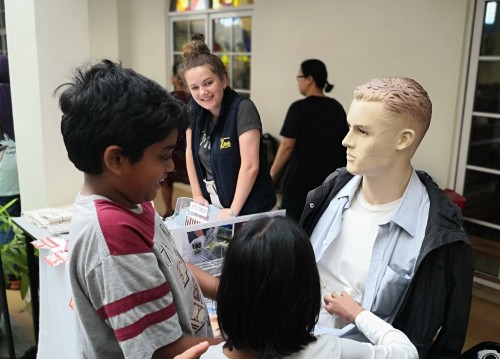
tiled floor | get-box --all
[0,289,36,358]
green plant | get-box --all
[0,198,35,305]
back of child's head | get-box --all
[217,216,320,359]
[59,59,188,174]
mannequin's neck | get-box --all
[360,164,413,205]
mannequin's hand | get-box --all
[193,195,209,206]
[323,291,364,323]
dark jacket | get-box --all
[300,168,474,359]
[189,87,276,215]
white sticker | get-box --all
[189,201,209,218]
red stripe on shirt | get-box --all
[97,282,171,321]
[114,303,177,342]
[94,199,156,255]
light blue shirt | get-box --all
[311,170,430,340]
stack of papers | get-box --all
[23,205,73,234]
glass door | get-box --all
[457,0,500,286]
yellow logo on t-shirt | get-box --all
[220,137,231,149]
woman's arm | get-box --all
[185,129,208,205]
[270,137,296,183]
[186,262,219,300]
[219,128,261,218]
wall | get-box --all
[5,0,89,211]
[252,0,472,188]
[6,0,473,211]
[127,0,169,88]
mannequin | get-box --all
[300,77,473,359]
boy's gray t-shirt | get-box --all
[69,194,213,359]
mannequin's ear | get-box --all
[103,145,124,175]
[396,129,415,151]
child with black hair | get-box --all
[59,60,221,359]
[202,216,418,358]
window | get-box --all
[0,0,7,56]
[457,0,500,286]
[168,0,253,97]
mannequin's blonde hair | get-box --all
[354,77,432,148]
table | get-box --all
[12,209,285,358]
[12,217,78,359]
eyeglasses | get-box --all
[296,75,305,80]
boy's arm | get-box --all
[186,262,219,300]
[153,336,223,359]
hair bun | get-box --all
[182,34,210,60]
[324,81,334,93]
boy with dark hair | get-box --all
[59,60,220,358]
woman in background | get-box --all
[159,62,190,217]
[270,59,348,222]
[180,35,275,218]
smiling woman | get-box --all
[179,35,276,219]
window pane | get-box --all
[473,251,500,277]
[468,116,500,169]
[464,221,500,276]
[190,20,205,40]
[233,55,250,90]
[1,35,6,55]
[219,54,230,70]
[173,19,205,51]
[213,18,232,52]
[466,221,500,243]
[474,61,500,113]
[234,17,251,52]
[173,54,183,68]
[171,0,209,12]
[481,1,500,55]
[174,0,190,12]
[213,0,253,9]
[463,169,500,226]
[190,0,209,11]
[173,21,189,52]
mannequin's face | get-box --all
[342,100,407,177]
